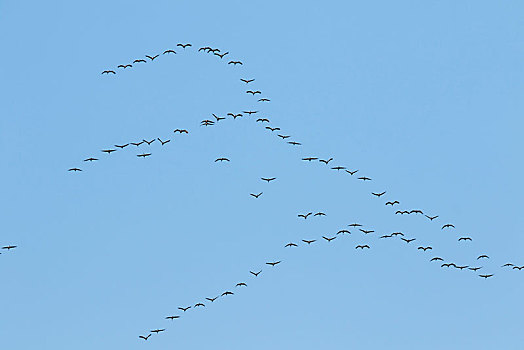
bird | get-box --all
[222,291,234,296]
[115,143,129,148]
[319,158,333,164]
[442,224,455,229]
[441,263,457,268]
[178,306,191,312]
[261,177,276,183]
[469,267,482,271]
[163,50,176,54]
[455,265,469,270]
[250,270,262,277]
[139,334,151,341]
[266,261,281,266]
[458,237,472,242]
[346,169,358,175]
[133,59,146,63]
[331,166,346,171]
[502,263,514,267]
[322,236,336,242]
[479,274,494,279]
[215,157,230,162]
[355,245,370,249]
[240,79,255,83]
[117,64,132,69]
[101,149,116,154]
[391,232,404,236]
[198,46,211,52]
[372,191,386,197]
[302,157,318,161]
[512,266,524,271]
[143,139,155,145]
[177,43,192,48]
[337,230,351,235]
[2,245,17,250]
[396,210,410,215]
[277,134,291,139]
[68,168,82,172]
[194,303,205,308]
[385,201,399,206]
[401,238,416,243]
[425,215,439,221]
[298,212,313,219]
[165,316,180,320]
[256,118,270,123]
[228,113,243,119]
[358,177,372,181]
[409,209,423,214]
[83,157,98,162]
[137,153,151,158]
[314,212,326,216]
[145,54,159,61]
[250,192,263,198]
[285,243,298,247]
[348,223,363,227]
[477,255,489,260]
[228,61,243,65]
[431,257,444,262]
[380,234,393,239]
[151,329,165,334]
[215,52,229,58]
[288,141,301,145]
[131,141,144,146]
[246,90,261,95]
[359,229,374,234]
[206,297,219,302]
[101,70,116,74]
[258,98,270,102]
[266,126,280,132]
[158,138,171,145]
[201,120,214,126]
[302,239,316,245]
[236,282,247,287]
[418,246,433,251]
[174,129,189,134]
[212,114,225,121]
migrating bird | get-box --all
[477,255,489,260]
[236,282,247,287]
[409,209,423,214]
[359,229,374,234]
[266,126,280,132]
[358,177,372,181]
[143,139,155,145]
[139,334,151,341]
[212,114,225,121]
[266,261,281,266]
[442,224,455,230]
[385,201,399,206]
[178,306,191,312]
[84,157,98,162]
[502,263,514,267]
[158,138,171,145]
[380,234,393,239]
[163,50,176,54]
[151,329,165,334]
[348,223,362,227]
[115,143,129,148]
[372,191,386,197]
[137,153,152,158]
[206,297,219,302]
[221,291,234,296]
[194,303,205,308]
[391,232,404,236]
[277,134,291,139]
[177,43,192,48]
[285,242,298,247]
[401,238,416,243]
[250,270,262,277]
[242,110,258,115]
[2,245,17,250]
[512,266,524,271]
[101,70,116,74]
[355,245,370,249]
[298,212,313,219]
[101,149,116,154]
[228,113,243,119]
[250,192,263,198]
[165,316,180,320]
[458,237,472,242]
[346,169,358,175]
[319,158,333,164]
[117,64,132,69]
[441,263,457,268]
[201,120,214,126]
[228,61,243,65]
[455,265,469,270]
[396,210,410,215]
[131,141,144,146]
[246,90,261,95]
[425,215,439,221]
[418,246,432,251]
[431,257,444,262]
[256,118,270,123]
[133,59,146,63]
[331,166,346,171]
[261,177,276,183]
[314,212,326,216]
[469,267,482,271]
[240,78,255,84]
[302,157,318,161]
[68,168,82,172]
[479,274,494,279]
[258,98,270,102]
[215,52,229,59]
[302,239,316,245]
[322,236,336,242]
[288,141,301,145]
[145,54,159,61]
[215,157,230,162]
[174,129,189,134]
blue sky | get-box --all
[1,1,523,349]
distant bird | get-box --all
[418,246,432,251]
[502,263,514,267]
[68,168,82,172]
[143,139,155,145]
[261,177,276,183]
[198,46,211,52]
[391,232,404,236]
[266,261,281,266]
[385,201,399,206]
[266,126,280,132]
[133,59,146,63]
[431,257,444,262]
[455,265,469,270]
[115,143,129,148]
[250,270,262,277]
[163,50,176,54]
[513,266,524,271]
[158,138,171,145]
[101,149,116,154]
[396,210,409,215]
[139,334,151,341]
[277,134,291,139]
[101,70,116,74]
[372,191,386,197]
[302,157,318,161]
[165,316,180,320]
[358,177,372,181]
[117,64,132,69]
[425,215,439,221]
[206,297,219,302]
[348,223,362,227]
[479,274,494,279]
[2,245,17,250]
[215,157,230,162]
[145,54,159,61]
[246,90,261,95]
[178,306,191,312]
[240,79,255,84]
[228,61,243,65]
[243,111,258,115]
[131,141,144,146]
[442,224,455,229]
[174,129,189,134]
[84,157,98,162]
[194,303,205,308]
[177,43,192,48]
[222,291,234,296]
[256,118,270,123]
[314,212,326,217]
[298,212,312,219]
[137,153,151,158]
[228,113,243,119]
[288,141,301,145]
[359,229,374,234]
[322,236,336,242]
[250,192,263,198]
[346,169,358,175]
[319,158,333,164]
[401,238,416,243]
[285,243,298,247]
[258,98,270,102]
[201,120,214,126]
[441,263,457,268]
[380,234,393,239]
[355,245,370,249]
[469,267,482,271]
[331,166,346,171]
[236,282,247,287]
[409,209,423,214]
[477,255,489,260]
[302,239,316,245]
[151,329,165,334]
[458,237,472,242]
[212,114,225,121]
[215,52,229,59]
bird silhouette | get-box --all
[117,64,132,69]
[358,177,372,181]
[391,232,404,236]
[266,261,281,266]
[458,237,472,242]
[151,329,165,334]
[174,129,189,134]
[477,255,489,259]
[115,144,129,148]
[258,98,270,102]
[359,229,374,234]
[266,126,280,131]
[215,52,229,58]
[163,50,176,54]
[288,141,301,145]
[250,270,262,277]
[479,274,494,279]
[380,234,393,239]
[431,257,444,261]
[396,210,410,215]
[256,118,270,123]
[101,149,116,154]
[277,134,291,139]
[137,153,151,158]
[442,224,455,229]
[285,243,298,247]
[298,212,313,219]
[222,291,234,296]
[158,138,171,145]
[401,238,416,243]
[101,70,116,74]
[331,166,346,171]
[302,157,318,161]
[409,209,423,214]
[240,78,255,83]
[143,139,155,145]
[314,212,326,216]
[319,158,333,164]
[337,230,351,235]
[228,61,243,65]
[206,297,219,302]
[212,113,225,121]
[68,168,82,172]
[425,215,439,221]
[139,334,151,341]
[250,192,263,198]
[322,236,336,242]
[302,239,316,245]
[469,267,482,271]
[261,177,276,183]
[145,54,159,61]
[348,223,362,227]
[345,169,358,175]
[246,90,261,95]
[2,245,17,250]
[417,246,433,251]
[215,157,230,162]
[236,282,247,287]
[165,316,180,320]
[133,59,146,63]
[228,113,243,119]
[131,141,144,146]
[178,306,191,312]
[385,201,400,206]
[194,303,205,308]
[177,43,192,48]
[84,157,98,162]
[372,191,386,197]
[355,245,370,249]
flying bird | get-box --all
[101,70,116,74]
[385,201,399,206]
[266,261,281,266]
[278,134,291,139]
[302,157,318,161]
[250,270,262,277]
[215,52,229,58]
[158,138,171,145]
[165,316,180,320]
[174,129,189,134]
[145,54,159,61]
[322,236,336,242]
[331,166,346,171]
[266,126,280,132]
[458,237,472,241]
[228,113,243,119]
[242,110,258,115]
[372,191,386,197]
[256,118,270,123]
[319,158,333,164]
[2,245,17,250]
[68,168,82,172]
[206,297,219,302]
[240,78,255,83]
[250,192,263,198]
[137,153,151,158]
[131,141,144,146]
[228,61,243,65]
[222,291,234,296]
[469,267,482,271]
[143,139,155,145]
[359,229,374,234]
[396,210,410,215]
[177,43,192,48]
[409,209,423,214]
[261,177,276,183]
[314,212,326,216]
[258,98,270,102]
[355,245,370,249]
[288,141,301,145]
[345,169,358,175]
[391,232,404,236]
[442,224,455,229]
[194,303,205,308]
[151,329,165,334]
[302,239,316,245]
[431,257,444,262]
[139,334,151,341]
[115,143,129,148]
[178,306,191,312]
[212,114,225,121]
[101,149,116,154]
[133,59,146,63]
[425,215,439,221]
[84,157,98,162]
[298,212,313,219]
[418,246,433,251]
[401,238,416,243]
[236,282,247,287]
[358,177,372,181]
[285,242,298,247]
[215,157,230,162]
[117,64,132,69]
[246,90,261,95]
[163,50,176,54]
[477,255,489,260]
[380,234,393,239]
[479,274,494,279]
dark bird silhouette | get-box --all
[240,78,255,83]
[250,192,263,198]
[314,212,326,216]
[143,139,155,145]
[431,257,444,262]
[194,303,205,308]
[418,246,433,251]
[101,149,116,154]
[355,245,370,249]
[212,113,225,121]
[266,261,281,266]
[348,223,362,227]
[391,232,404,236]
[455,265,469,270]
[256,118,270,123]
[358,176,372,181]
[228,113,243,119]
[502,263,514,267]
[206,297,219,302]
[380,234,393,239]
[163,50,176,54]
[319,158,333,164]
[261,177,276,183]
[250,270,262,277]
[385,201,400,206]
[115,143,129,149]
[396,210,410,215]
[246,90,261,95]
[285,242,298,247]
[117,64,132,69]
[512,266,524,270]
[477,255,489,260]
[442,224,455,229]
[409,209,424,214]
[158,138,171,145]
[236,282,247,287]
[131,141,144,146]
[277,134,291,139]
[479,274,494,279]
[359,229,374,234]
[178,306,191,312]
[139,334,151,341]
[458,237,472,241]
[68,168,82,172]
[84,157,98,162]
[145,54,159,61]
[401,238,416,243]
[199,46,211,52]
[331,166,346,171]
[346,169,358,175]
[165,316,180,320]
[302,239,316,245]
[201,120,214,126]
[469,267,482,271]
[101,70,116,74]
[266,126,280,132]
[242,110,258,115]
[177,43,192,48]
[425,215,439,221]
[215,52,229,58]
[228,61,243,65]
[174,129,189,134]
[222,291,234,296]
[2,245,17,250]
[258,98,270,102]
[337,230,351,235]
[372,191,386,197]
[151,329,165,334]
[215,157,230,162]
[441,263,457,268]
[288,141,301,145]
[133,59,146,63]
[298,212,313,219]
[322,236,336,242]
[302,157,318,161]
[137,153,152,158]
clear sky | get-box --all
[1,1,523,349]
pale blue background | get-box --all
[1,1,523,349]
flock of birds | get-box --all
[4,42,519,343]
